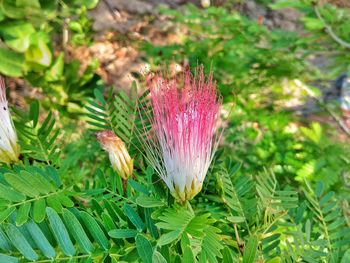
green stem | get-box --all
[8,190,64,208]
[186,200,194,214]
[33,254,91,263]
[105,188,137,204]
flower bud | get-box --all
[201,0,210,8]
[96,130,133,180]
[0,77,20,164]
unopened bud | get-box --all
[96,130,133,180]
[201,0,210,8]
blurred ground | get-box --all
[67,0,304,91]
[9,0,347,140]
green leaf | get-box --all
[57,192,74,207]
[46,195,62,212]
[0,10,4,22]
[93,89,105,104]
[16,202,31,226]
[128,179,149,195]
[0,227,12,251]
[243,235,258,263]
[1,0,27,19]
[0,48,24,76]
[181,233,190,253]
[18,170,54,195]
[45,52,64,82]
[103,199,120,222]
[24,171,57,194]
[25,33,52,67]
[227,216,245,223]
[84,0,99,9]
[25,220,56,259]
[69,21,83,32]
[0,21,35,52]
[136,196,165,208]
[270,0,307,10]
[29,100,40,127]
[3,223,38,261]
[4,172,40,197]
[136,234,153,263]
[152,251,168,263]
[0,207,15,223]
[316,182,324,198]
[0,183,26,202]
[108,229,138,239]
[62,209,94,253]
[101,212,116,231]
[301,17,325,31]
[156,207,194,231]
[73,0,98,9]
[219,171,249,224]
[158,229,182,246]
[124,204,145,231]
[46,207,76,256]
[0,254,19,263]
[266,257,281,263]
[145,208,158,239]
[33,198,46,223]
[201,225,223,262]
[80,211,110,250]
[300,123,322,145]
[341,249,350,263]
[183,246,195,263]
[222,247,236,263]
[16,0,41,8]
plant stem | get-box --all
[314,5,350,49]
[296,80,350,138]
[33,254,91,263]
[105,188,137,204]
[233,223,245,255]
[186,200,194,214]
[9,190,64,208]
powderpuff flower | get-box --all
[0,77,20,164]
[96,130,133,180]
[142,67,221,202]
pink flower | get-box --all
[0,77,19,164]
[143,67,221,202]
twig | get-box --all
[314,5,350,49]
[295,80,350,138]
[186,200,195,214]
[102,0,121,20]
[62,17,69,56]
[34,254,90,263]
[233,223,245,255]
